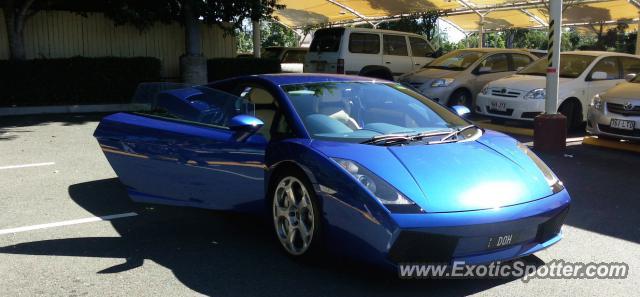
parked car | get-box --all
[262,47,308,73]
[94,74,569,268]
[476,51,640,129]
[304,27,437,80]
[399,48,537,107]
[587,75,640,140]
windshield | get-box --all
[518,54,596,78]
[282,82,476,143]
[424,50,484,71]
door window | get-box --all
[142,86,253,128]
[620,57,640,76]
[383,35,408,56]
[589,57,621,80]
[409,37,433,57]
[349,33,380,54]
[511,54,533,70]
[476,54,509,73]
[239,86,279,140]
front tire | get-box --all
[448,89,472,109]
[271,171,322,258]
[559,100,582,131]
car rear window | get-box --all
[310,28,344,52]
[349,33,380,54]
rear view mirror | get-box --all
[625,73,636,82]
[452,105,471,117]
[591,71,608,80]
[229,114,264,142]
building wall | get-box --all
[0,10,237,78]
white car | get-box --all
[476,51,640,129]
[304,27,437,80]
[587,76,640,140]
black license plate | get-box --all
[487,233,518,249]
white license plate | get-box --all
[610,119,635,130]
[490,101,507,112]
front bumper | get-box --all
[413,84,455,105]
[386,189,571,265]
[587,106,640,140]
[476,94,544,121]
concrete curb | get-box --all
[0,104,150,116]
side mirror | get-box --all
[452,105,471,117]
[229,114,264,142]
[591,71,608,80]
[477,66,492,74]
[625,73,636,82]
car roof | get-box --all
[454,48,532,53]
[256,73,381,86]
[562,50,639,57]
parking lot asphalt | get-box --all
[1,113,638,297]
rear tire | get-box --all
[270,168,323,260]
[448,89,472,109]
[360,68,394,81]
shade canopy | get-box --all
[274,0,640,32]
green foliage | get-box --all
[102,0,283,33]
[376,10,446,41]
[207,58,281,81]
[0,57,161,107]
[236,21,298,53]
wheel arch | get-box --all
[559,97,584,118]
[358,65,393,80]
[447,87,472,106]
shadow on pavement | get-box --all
[0,178,540,296]
[0,113,107,141]
[536,144,640,244]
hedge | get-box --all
[0,57,162,107]
[207,58,281,81]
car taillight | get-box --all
[337,59,344,74]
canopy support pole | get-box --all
[534,0,566,152]
[252,20,261,58]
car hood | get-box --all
[487,74,572,91]
[400,68,460,82]
[601,82,640,102]
[312,131,553,213]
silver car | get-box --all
[587,75,640,140]
[398,48,537,107]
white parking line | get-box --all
[0,212,138,235]
[0,162,55,170]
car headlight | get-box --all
[524,88,546,100]
[591,94,604,111]
[333,158,423,213]
[481,85,490,95]
[431,78,455,87]
[517,143,564,193]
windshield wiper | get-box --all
[361,130,452,146]
[360,134,413,145]
[435,125,479,143]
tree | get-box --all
[3,0,42,60]
[377,10,447,41]
[236,21,298,53]
[103,0,283,83]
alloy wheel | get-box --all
[273,176,315,255]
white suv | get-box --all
[304,27,436,80]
